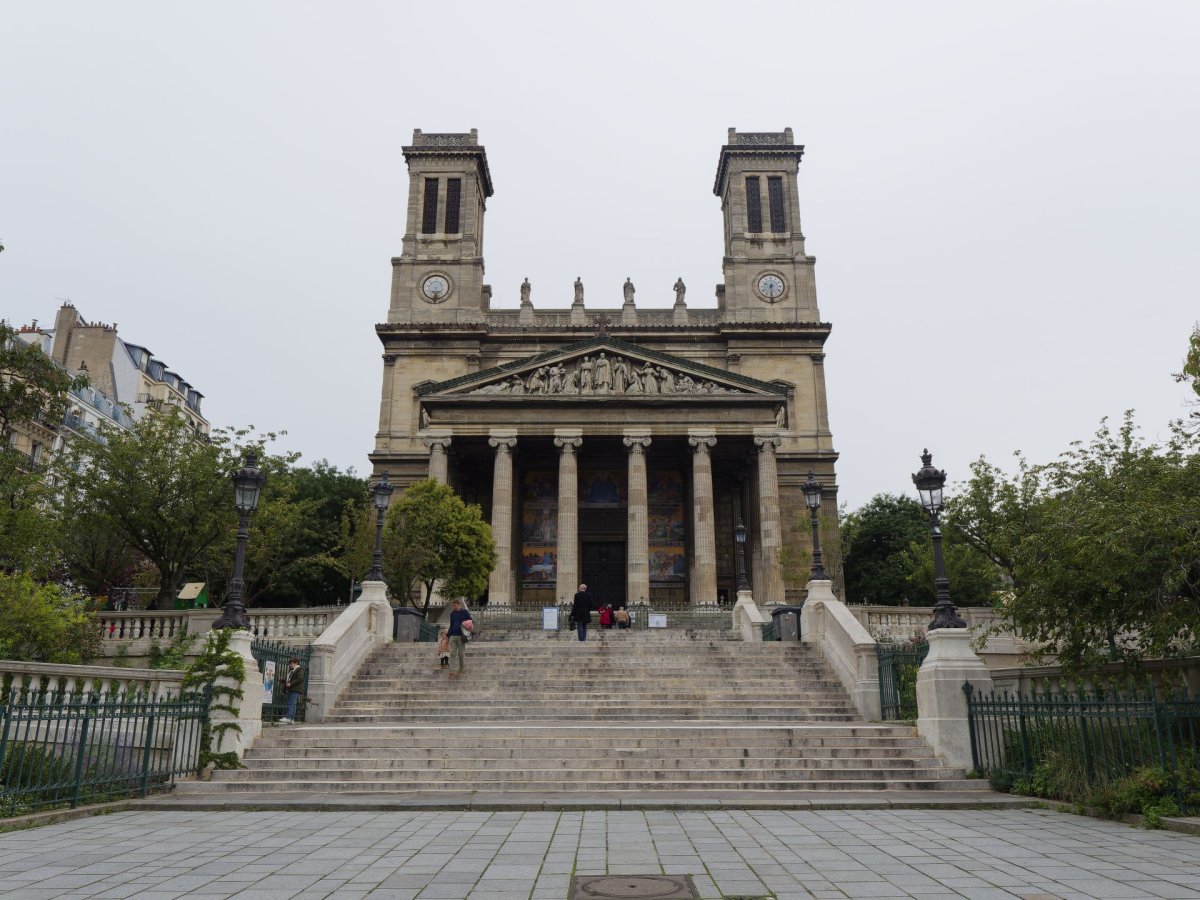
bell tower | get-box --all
[389,129,494,323]
[714,128,819,323]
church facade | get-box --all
[370,128,839,607]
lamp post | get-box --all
[802,470,828,581]
[734,520,750,592]
[212,452,267,630]
[366,471,393,586]
[912,449,966,630]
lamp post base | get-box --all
[358,580,389,604]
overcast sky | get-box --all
[3,1,1197,509]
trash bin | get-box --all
[393,606,424,642]
[771,605,804,641]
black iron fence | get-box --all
[250,638,311,724]
[0,690,207,816]
[965,683,1200,813]
[877,643,929,721]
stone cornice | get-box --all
[714,143,805,197]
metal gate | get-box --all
[877,643,929,721]
[250,638,312,723]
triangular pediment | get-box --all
[417,337,785,399]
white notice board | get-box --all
[542,607,559,630]
[262,660,276,704]
[648,614,668,628]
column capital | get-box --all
[688,432,717,454]
[422,435,452,452]
[623,432,652,453]
[488,435,517,453]
[753,432,781,451]
[554,435,582,453]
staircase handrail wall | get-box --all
[801,584,881,720]
[0,659,184,700]
[305,591,392,724]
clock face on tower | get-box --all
[755,273,786,302]
[421,274,450,303]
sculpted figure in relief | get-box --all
[623,277,635,305]
[656,366,676,394]
[420,408,430,429]
[594,352,611,390]
[776,406,786,428]
[673,277,686,305]
[612,357,628,393]
[526,366,547,394]
[640,361,659,394]
[573,277,584,305]
[578,356,594,393]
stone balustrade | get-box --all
[97,606,344,657]
[850,605,1004,637]
[0,659,184,700]
[989,656,1200,697]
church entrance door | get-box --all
[581,541,626,610]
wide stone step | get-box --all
[237,754,943,771]
[243,744,929,760]
[185,776,982,792]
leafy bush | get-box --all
[147,631,197,670]
[0,572,99,663]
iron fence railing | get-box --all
[417,620,440,642]
[877,643,930,721]
[0,689,207,816]
[761,621,777,642]
[965,683,1200,813]
[250,638,311,724]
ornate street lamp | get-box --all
[366,471,393,586]
[912,449,966,630]
[734,520,750,592]
[802,470,828,581]
[212,452,267,630]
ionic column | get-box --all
[623,432,652,606]
[754,432,785,604]
[688,431,717,605]
[423,435,452,484]
[554,430,582,604]
[487,434,518,607]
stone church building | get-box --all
[370,128,839,607]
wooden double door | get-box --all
[580,540,626,609]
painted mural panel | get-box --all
[521,471,558,587]
[648,470,686,583]
[579,469,626,508]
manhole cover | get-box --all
[570,874,698,899]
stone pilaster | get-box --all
[554,430,582,604]
[688,431,717,605]
[623,432,652,606]
[754,432,785,605]
[423,435,452,484]
[487,433,518,607]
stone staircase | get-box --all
[179,628,986,797]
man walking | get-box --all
[446,599,473,678]
[571,583,593,641]
[279,656,304,724]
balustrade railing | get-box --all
[97,606,343,654]
[98,612,187,643]
[0,661,184,703]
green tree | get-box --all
[953,414,1200,670]
[0,323,87,574]
[59,408,238,609]
[1174,322,1200,432]
[382,479,495,612]
[0,571,99,663]
[840,494,930,604]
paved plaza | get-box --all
[0,809,1198,899]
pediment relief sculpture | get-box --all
[467,352,745,397]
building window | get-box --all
[30,442,42,465]
[768,176,787,233]
[745,176,762,233]
[421,178,440,234]
[445,178,462,234]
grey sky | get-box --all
[3,1,1197,509]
